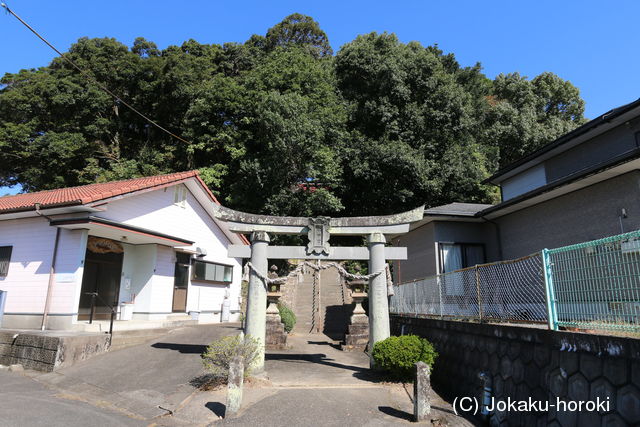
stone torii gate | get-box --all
[212,205,424,372]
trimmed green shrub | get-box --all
[372,335,438,380]
[278,303,296,333]
[201,334,259,378]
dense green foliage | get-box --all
[372,335,438,379]
[277,303,297,333]
[0,14,586,213]
[201,334,259,378]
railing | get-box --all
[85,292,116,338]
[390,230,640,334]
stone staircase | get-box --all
[291,264,352,338]
[292,270,317,334]
[319,267,351,340]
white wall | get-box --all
[50,228,87,315]
[119,244,157,315]
[0,217,55,314]
[0,216,87,328]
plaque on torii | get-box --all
[210,204,424,373]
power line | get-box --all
[1,2,192,146]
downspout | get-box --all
[480,215,503,261]
[35,204,61,330]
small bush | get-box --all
[278,303,296,333]
[372,335,438,380]
[201,334,259,378]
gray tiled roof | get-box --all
[424,202,494,217]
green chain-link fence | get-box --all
[544,229,640,332]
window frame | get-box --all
[0,245,12,277]
[191,259,234,284]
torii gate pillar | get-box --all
[368,232,390,365]
[245,231,270,373]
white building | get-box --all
[0,171,247,330]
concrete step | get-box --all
[73,318,196,333]
[109,328,170,351]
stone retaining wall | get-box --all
[390,315,639,426]
[0,330,110,371]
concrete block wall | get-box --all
[390,315,640,426]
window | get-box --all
[0,246,12,277]
[173,185,187,208]
[192,260,233,283]
[438,243,485,296]
[174,252,191,288]
[438,243,485,274]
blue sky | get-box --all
[1,0,639,195]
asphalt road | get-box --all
[0,371,144,427]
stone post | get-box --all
[244,231,269,372]
[225,355,244,417]
[368,232,390,364]
[414,362,431,421]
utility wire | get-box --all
[1,2,192,145]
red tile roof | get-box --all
[0,170,220,213]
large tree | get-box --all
[484,72,586,168]
[335,33,495,213]
[0,13,586,215]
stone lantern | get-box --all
[265,265,287,349]
[266,265,282,308]
[342,278,369,351]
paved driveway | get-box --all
[0,371,144,427]
[31,323,241,419]
[3,325,474,426]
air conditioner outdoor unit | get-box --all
[196,247,207,257]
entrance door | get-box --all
[172,252,190,312]
[78,243,124,320]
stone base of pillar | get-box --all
[342,313,369,352]
[265,303,287,350]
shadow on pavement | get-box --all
[378,406,414,421]
[266,352,381,382]
[306,340,342,350]
[151,342,207,353]
[206,401,226,418]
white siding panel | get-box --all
[152,245,175,313]
[48,229,87,313]
[0,217,56,313]
[501,164,547,201]
[124,244,156,313]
